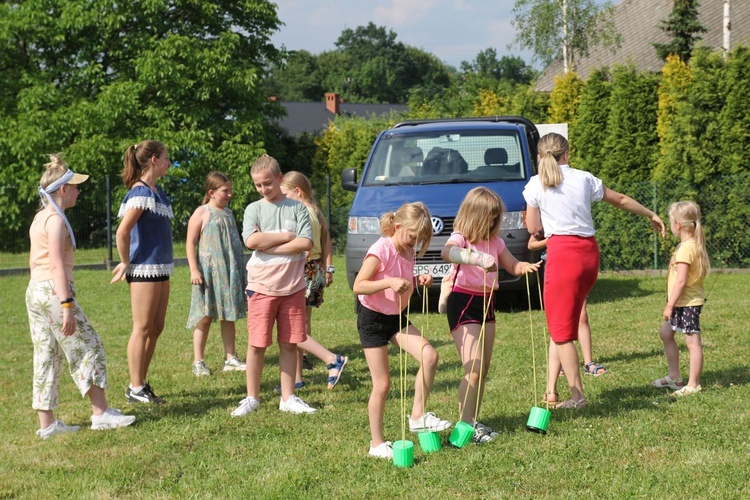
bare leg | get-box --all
[245,345,266,399]
[87,386,107,416]
[278,341,298,401]
[452,323,495,423]
[193,316,212,362]
[392,325,441,421]
[546,341,561,401]
[37,410,55,429]
[659,320,681,380]
[219,320,237,359]
[363,346,390,446]
[142,280,169,381]
[556,341,584,401]
[578,301,593,366]
[127,281,169,387]
[684,333,703,388]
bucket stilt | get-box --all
[526,406,551,434]
[392,440,414,468]
[449,421,474,448]
[417,431,442,453]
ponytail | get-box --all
[537,133,569,189]
[121,140,166,188]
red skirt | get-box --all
[543,235,599,343]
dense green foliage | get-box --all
[0,0,282,251]
[653,0,707,63]
[569,67,611,173]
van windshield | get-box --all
[362,130,527,186]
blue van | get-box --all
[341,116,541,295]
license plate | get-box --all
[413,262,452,278]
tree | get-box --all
[321,22,450,104]
[263,50,324,101]
[653,0,707,63]
[511,0,619,72]
[460,48,537,87]
[0,0,282,250]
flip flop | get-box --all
[326,354,348,389]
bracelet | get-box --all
[60,297,74,304]
[326,266,335,274]
[61,302,74,309]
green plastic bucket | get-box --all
[448,421,474,448]
[417,431,442,453]
[393,440,414,468]
[526,406,551,434]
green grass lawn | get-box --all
[1,258,748,498]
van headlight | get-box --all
[348,216,380,234]
[502,211,525,230]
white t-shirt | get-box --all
[523,165,604,237]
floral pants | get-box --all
[26,280,108,410]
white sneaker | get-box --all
[193,360,212,376]
[36,420,80,440]
[91,407,136,430]
[231,396,260,417]
[409,412,452,433]
[278,395,316,414]
[223,356,247,372]
[368,441,393,459]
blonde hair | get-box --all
[251,154,281,176]
[40,154,69,191]
[379,202,433,258]
[669,201,710,278]
[282,170,330,249]
[121,140,166,188]
[202,171,232,205]
[537,133,569,189]
[454,187,505,243]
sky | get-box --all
[270,0,613,70]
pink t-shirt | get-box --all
[357,237,413,315]
[447,232,505,294]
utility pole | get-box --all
[723,0,731,59]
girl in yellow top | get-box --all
[652,201,709,396]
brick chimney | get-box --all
[325,92,340,115]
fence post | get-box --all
[326,172,332,232]
[653,181,658,270]
[106,174,113,268]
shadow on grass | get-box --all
[587,277,660,305]
[599,346,665,364]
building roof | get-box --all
[536,0,750,91]
[274,96,408,136]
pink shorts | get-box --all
[247,289,307,348]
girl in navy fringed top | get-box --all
[111,140,173,405]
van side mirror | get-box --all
[342,168,358,192]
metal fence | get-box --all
[3,174,748,272]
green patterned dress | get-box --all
[186,206,247,328]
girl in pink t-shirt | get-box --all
[353,202,452,460]
[441,187,540,444]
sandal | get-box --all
[672,385,701,397]
[584,362,608,377]
[651,375,684,390]
[326,354,348,389]
[541,391,558,405]
[556,397,586,409]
